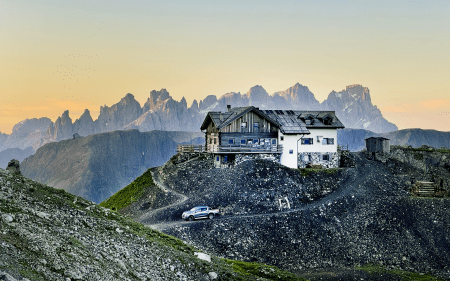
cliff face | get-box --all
[322,84,398,133]
[1,117,51,151]
[273,83,321,110]
[73,109,95,137]
[95,93,142,133]
[21,130,203,203]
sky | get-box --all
[1,0,449,134]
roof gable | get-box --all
[200,108,345,132]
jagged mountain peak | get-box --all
[143,89,173,112]
[273,83,320,109]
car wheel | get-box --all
[208,213,214,219]
[188,216,194,221]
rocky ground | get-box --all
[0,168,305,280]
[126,148,450,280]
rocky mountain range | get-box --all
[20,130,203,203]
[0,83,397,157]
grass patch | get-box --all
[99,169,154,211]
[68,236,85,248]
[298,168,340,177]
[356,264,446,281]
[404,147,450,154]
[225,259,306,281]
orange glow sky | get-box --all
[1,0,449,134]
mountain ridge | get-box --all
[0,83,397,154]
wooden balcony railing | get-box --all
[210,144,283,154]
[177,145,206,153]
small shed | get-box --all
[365,137,390,153]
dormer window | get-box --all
[323,118,332,125]
[305,119,313,125]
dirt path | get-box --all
[143,165,363,231]
[137,169,189,229]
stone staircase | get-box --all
[415,181,435,197]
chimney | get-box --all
[227,105,231,112]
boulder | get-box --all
[6,159,20,175]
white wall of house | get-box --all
[298,128,338,153]
[279,128,338,168]
[279,132,303,168]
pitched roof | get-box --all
[200,107,345,133]
[200,106,280,130]
[265,110,345,132]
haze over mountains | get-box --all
[0,83,397,154]
[21,130,203,203]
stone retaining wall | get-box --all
[234,154,281,166]
[298,152,339,169]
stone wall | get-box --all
[234,154,281,166]
[298,152,339,169]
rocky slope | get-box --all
[121,148,450,280]
[21,130,203,203]
[322,85,397,133]
[0,168,304,281]
[1,83,397,154]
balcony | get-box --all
[210,144,283,154]
[176,144,283,154]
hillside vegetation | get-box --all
[99,169,154,211]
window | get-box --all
[254,122,259,132]
[253,139,259,145]
[289,149,294,154]
[323,118,332,125]
[228,139,234,144]
[322,138,334,145]
[209,138,212,144]
[301,138,313,145]
[322,154,329,161]
[241,122,247,132]
[280,136,284,141]
[216,156,220,161]
[247,139,253,145]
[214,138,217,144]
[305,119,312,125]
[241,139,246,145]
[224,156,228,162]
[271,139,277,145]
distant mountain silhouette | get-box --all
[0,83,398,154]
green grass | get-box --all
[404,147,450,154]
[99,169,154,211]
[298,168,340,177]
[356,264,446,281]
[225,259,307,281]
